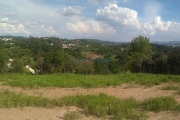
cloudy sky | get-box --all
[0,0,180,42]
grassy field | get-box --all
[0,90,180,120]
[0,73,180,88]
[1,73,180,119]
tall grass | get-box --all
[54,93,139,119]
[1,73,180,88]
[0,90,53,108]
[0,90,143,119]
[141,96,177,112]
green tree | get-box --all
[129,36,153,73]
[116,46,132,73]
[0,52,8,73]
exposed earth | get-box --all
[1,83,180,120]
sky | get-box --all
[0,0,180,42]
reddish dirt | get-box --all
[81,51,103,60]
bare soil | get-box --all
[1,83,180,120]
[81,51,103,60]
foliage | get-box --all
[93,58,109,74]
[129,36,153,73]
[2,35,180,75]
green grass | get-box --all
[63,111,81,120]
[54,93,140,119]
[161,85,179,90]
[1,73,180,88]
[0,90,53,108]
[140,96,177,112]
[1,90,180,120]
[0,91,143,119]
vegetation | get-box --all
[1,73,180,88]
[141,96,177,112]
[1,35,180,119]
[55,93,141,119]
[63,111,81,120]
[1,35,180,75]
[161,85,179,90]
[1,90,180,119]
[0,90,53,108]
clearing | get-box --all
[1,74,180,120]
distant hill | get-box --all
[0,35,27,39]
[151,41,180,46]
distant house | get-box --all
[2,38,13,41]
[62,44,68,49]
[62,43,75,49]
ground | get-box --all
[1,83,180,120]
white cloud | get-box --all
[67,20,116,34]
[26,24,59,36]
[0,0,62,37]
[0,22,30,35]
[95,4,140,28]
[95,3,180,41]
[67,21,88,33]
[0,0,180,42]
[153,16,171,31]
[88,0,117,5]
[0,17,9,23]
[60,6,84,16]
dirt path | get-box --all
[0,107,100,120]
[1,83,180,102]
[1,83,180,120]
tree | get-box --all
[0,52,8,73]
[94,58,109,74]
[129,36,153,73]
[116,46,132,73]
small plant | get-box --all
[0,90,53,108]
[141,96,177,112]
[177,90,180,95]
[161,85,179,90]
[63,111,81,120]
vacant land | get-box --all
[1,73,180,120]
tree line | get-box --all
[0,36,180,75]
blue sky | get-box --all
[0,0,180,42]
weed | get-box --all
[54,93,144,119]
[63,111,81,120]
[177,90,180,95]
[161,85,179,90]
[0,90,53,108]
[141,96,177,112]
